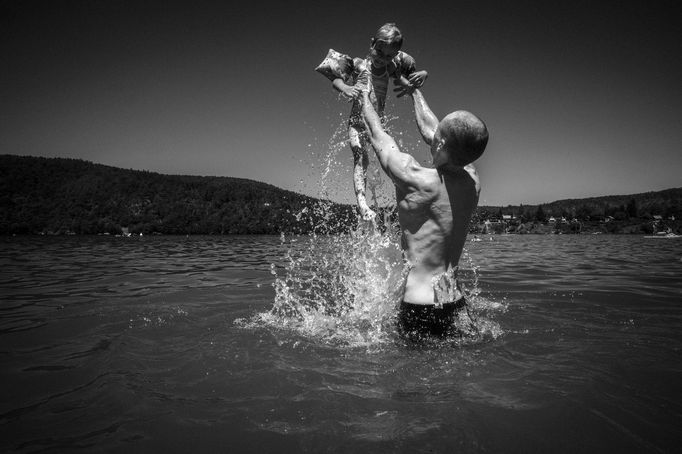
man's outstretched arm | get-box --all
[410,89,439,146]
[360,91,419,188]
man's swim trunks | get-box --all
[398,298,467,340]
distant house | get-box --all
[548,217,556,224]
[502,214,513,221]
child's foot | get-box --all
[359,206,376,222]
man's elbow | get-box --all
[422,129,435,146]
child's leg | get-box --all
[348,125,376,221]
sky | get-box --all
[2,0,680,206]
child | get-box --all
[315,23,428,220]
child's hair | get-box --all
[374,23,403,47]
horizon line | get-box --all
[4,153,679,208]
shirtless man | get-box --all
[359,87,488,339]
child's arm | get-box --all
[332,78,361,101]
[392,52,428,97]
[407,70,428,88]
[315,49,360,100]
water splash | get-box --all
[244,226,505,348]
[246,114,404,347]
[241,108,505,348]
[314,116,390,210]
[253,226,404,347]
[458,248,507,340]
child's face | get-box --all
[369,40,400,67]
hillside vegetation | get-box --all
[1,155,355,235]
[2,155,679,235]
[475,188,681,234]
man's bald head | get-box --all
[435,111,488,167]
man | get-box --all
[359,86,488,339]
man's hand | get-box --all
[393,76,415,98]
[340,84,361,101]
[394,71,429,98]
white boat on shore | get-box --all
[644,232,680,239]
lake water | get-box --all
[1,233,681,453]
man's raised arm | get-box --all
[360,91,419,187]
[410,89,439,146]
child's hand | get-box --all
[408,70,428,88]
[393,76,415,98]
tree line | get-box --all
[474,189,681,234]
[0,155,356,235]
[2,155,679,235]
[477,188,680,224]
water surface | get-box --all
[1,234,681,453]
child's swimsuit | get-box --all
[347,52,417,128]
[314,48,417,129]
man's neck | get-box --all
[436,163,464,176]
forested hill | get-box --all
[3,154,679,235]
[0,155,356,235]
[478,187,681,222]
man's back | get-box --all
[398,164,480,304]
[358,88,485,306]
